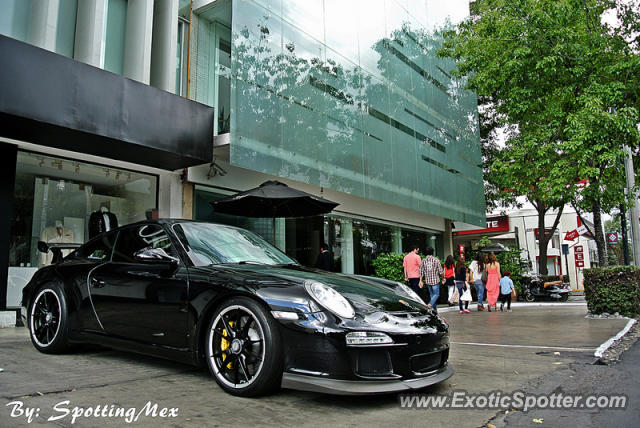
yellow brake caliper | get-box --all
[221,321,235,369]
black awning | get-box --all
[0,35,214,171]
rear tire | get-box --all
[560,293,569,302]
[205,297,284,397]
[525,292,535,302]
[28,283,71,354]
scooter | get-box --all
[522,277,571,302]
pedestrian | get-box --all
[419,247,444,313]
[468,253,486,311]
[455,257,470,314]
[444,255,456,305]
[499,270,515,312]
[403,244,422,298]
[315,242,333,271]
[485,252,501,312]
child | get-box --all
[499,271,515,312]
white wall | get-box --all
[510,208,594,289]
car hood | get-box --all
[202,263,430,315]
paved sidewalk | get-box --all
[0,306,629,427]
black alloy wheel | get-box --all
[205,297,284,397]
[29,283,70,354]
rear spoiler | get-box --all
[37,241,82,264]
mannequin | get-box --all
[40,220,75,266]
[89,204,119,239]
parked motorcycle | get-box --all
[521,277,571,302]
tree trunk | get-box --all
[592,198,608,266]
[537,204,550,275]
[535,200,564,276]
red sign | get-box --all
[576,260,585,268]
[607,233,618,244]
[564,229,579,241]
[575,252,584,261]
[575,245,583,253]
[459,245,465,253]
[453,216,509,236]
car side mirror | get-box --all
[134,247,180,265]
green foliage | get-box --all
[477,236,493,249]
[371,253,405,282]
[584,266,640,316]
[439,0,640,271]
[497,248,526,293]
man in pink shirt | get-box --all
[403,244,422,297]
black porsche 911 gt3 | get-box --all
[22,220,452,397]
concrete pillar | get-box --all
[74,0,108,67]
[158,172,183,219]
[150,0,178,93]
[443,219,454,258]
[29,0,60,51]
[391,226,402,254]
[340,219,354,274]
[123,0,154,84]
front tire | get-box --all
[525,292,535,302]
[205,297,284,397]
[28,283,71,354]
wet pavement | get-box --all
[0,304,632,427]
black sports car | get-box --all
[22,220,452,396]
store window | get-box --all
[402,229,443,257]
[353,220,393,276]
[193,186,282,247]
[10,151,158,269]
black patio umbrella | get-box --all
[210,180,339,244]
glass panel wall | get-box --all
[0,0,77,58]
[230,0,485,226]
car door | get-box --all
[66,231,118,333]
[88,223,189,348]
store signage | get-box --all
[607,233,618,245]
[575,245,583,253]
[453,216,509,236]
[576,260,585,268]
[574,245,585,268]
[459,244,465,260]
[575,252,584,261]
[577,225,588,235]
[564,229,579,241]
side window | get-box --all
[112,224,175,263]
[75,232,117,261]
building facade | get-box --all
[453,208,597,290]
[0,0,484,321]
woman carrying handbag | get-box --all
[455,257,471,313]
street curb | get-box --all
[437,302,586,314]
[594,318,637,359]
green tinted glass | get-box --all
[230,0,484,226]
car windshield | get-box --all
[175,222,297,267]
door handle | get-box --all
[91,278,106,288]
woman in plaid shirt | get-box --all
[419,247,444,312]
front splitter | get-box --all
[281,366,453,395]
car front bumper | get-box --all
[281,365,453,395]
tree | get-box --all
[439,0,640,273]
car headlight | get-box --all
[305,281,355,319]
[397,282,426,305]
